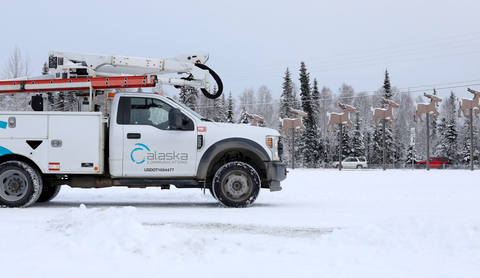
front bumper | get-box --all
[264,161,287,192]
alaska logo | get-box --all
[131,143,188,165]
[131,143,150,164]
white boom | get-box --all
[45,51,219,93]
[33,50,222,99]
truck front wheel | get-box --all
[212,162,260,208]
[0,161,43,208]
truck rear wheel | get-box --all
[0,161,43,208]
[37,185,61,203]
[212,162,260,208]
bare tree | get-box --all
[0,46,33,111]
[2,46,32,79]
[238,87,255,114]
[336,83,355,105]
[353,91,373,133]
[23,54,32,77]
[256,85,277,128]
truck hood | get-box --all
[196,122,280,157]
[199,122,280,137]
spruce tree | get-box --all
[46,92,55,111]
[55,92,66,111]
[65,92,77,111]
[370,126,383,165]
[436,92,459,164]
[312,78,324,162]
[350,112,366,157]
[279,68,294,119]
[179,87,188,107]
[365,130,373,164]
[41,62,49,75]
[385,126,397,163]
[383,69,392,101]
[371,69,397,164]
[299,62,321,167]
[226,92,235,123]
[238,107,249,124]
[179,86,198,111]
[459,118,479,165]
[434,117,447,157]
[279,68,296,166]
[340,125,351,159]
[192,88,200,110]
[217,93,227,123]
[405,145,419,166]
[212,97,222,122]
[312,79,320,117]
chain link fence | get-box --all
[313,163,479,170]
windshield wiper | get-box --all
[201,118,213,122]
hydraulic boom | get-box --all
[0,50,223,99]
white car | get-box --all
[332,157,368,169]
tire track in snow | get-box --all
[142,221,334,237]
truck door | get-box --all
[120,96,197,177]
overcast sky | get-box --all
[1,0,479,100]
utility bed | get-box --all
[0,112,104,174]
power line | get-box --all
[222,38,480,79]
[194,81,480,109]
[223,50,480,82]
[221,32,480,76]
[408,83,480,94]
[307,43,480,70]
[401,79,480,90]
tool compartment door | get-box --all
[48,113,103,173]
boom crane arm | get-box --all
[47,50,222,99]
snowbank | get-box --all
[1,169,479,277]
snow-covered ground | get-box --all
[1,169,479,278]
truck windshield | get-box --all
[167,96,213,121]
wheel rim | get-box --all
[221,170,253,202]
[0,170,29,202]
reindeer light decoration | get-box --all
[458,88,480,118]
[413,92,442,171]
[245,112,265,126]
[413,93,442,123]
[371,98,400,127]
[326,103,356,132]
[279,108,307,137]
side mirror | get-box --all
[168,108,192,130]
[169,108,183,129]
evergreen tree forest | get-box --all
[1,50,479,169]
[171,63,480,169]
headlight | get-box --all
[266,136,280,161]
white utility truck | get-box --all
[0,51,286,208]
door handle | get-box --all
[127,133,141,139]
